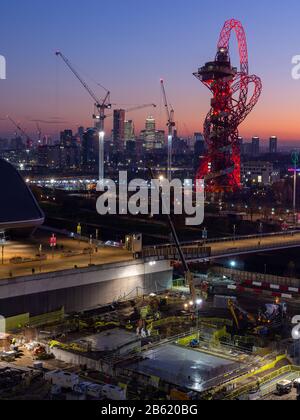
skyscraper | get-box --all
[77,126,85,143]
[194,133,206,171]
[82,128,98,168]
[140,116,165,150]
[145,116,155,131]
[113,109,126,152]
[252,137,260,157]
[269,136,278,154]
[60,130,73,147]
[124,120,135,142]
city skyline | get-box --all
[1,0,300,142]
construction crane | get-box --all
[148,167,197,303]
[36,122,42,145]
[106,103,156,118]
[55,51,111,182]
[7,116,32,149]
[160,79,175,181]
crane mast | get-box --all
[56,51,111,183]
[160,79,175,181]
[7,116,32,148]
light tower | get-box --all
[161,79,175,181]
[289,151,300,224]
[194,19,262,194]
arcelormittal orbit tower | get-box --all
[194,19,262,193]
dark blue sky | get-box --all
[0,0,300,141]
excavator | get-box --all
[228,298,286,336]
[228,298,257,332]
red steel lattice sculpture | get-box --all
[194,19,262,193]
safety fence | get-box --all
[259,371,298,398]
[29,307,65,328]
[212,267,300,291]
[226,361,300,400]
[2,307,65,332]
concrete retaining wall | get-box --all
[0,260,173,318]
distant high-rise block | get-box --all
[252,137,260,157]
[113,109,126,152]
[194,133,206,171]
[124,120,135,142]
[140,116,164,150]
[145,116,156,131]
[60,129,73,147]
[269,136,278,154]
[82,128,98,168]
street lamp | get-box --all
[195,299,203,339]
[230,260,237,268]
[259,222,263,241]
[289,151,300,225]
[99,131,105,183]
[292,316,300,365]
[202,227,208,244]
[0,231,6,265]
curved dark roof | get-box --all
[0,159,44,230]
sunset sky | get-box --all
[1,0,300,143]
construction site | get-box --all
[0,271,300,401]
[0,194,300,401]
[0,9,300,403]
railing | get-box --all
[226,364,300,400]
[175,230,300,247]
[143,232,300,262]
[259,372,298,398]
[142,245,211,260]
[146,231,300,249]
[211,240,300,256]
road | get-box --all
[145,232,300,262]
[259,372,299,399]
[196,232,300,259]
[0,231,133,281]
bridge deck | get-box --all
[208,232,300,258]
[143,232,300,261]
[0,231,132,281]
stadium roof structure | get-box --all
[0,159,44,231]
